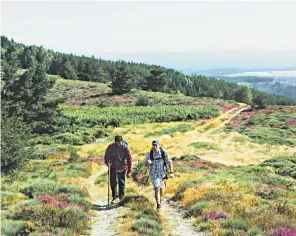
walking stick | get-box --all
[108,162,110,209]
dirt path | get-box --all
[202,106,250,134]
[161,198,202,236]
[86,106,249,235]
[85,166,121,236]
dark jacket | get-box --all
[104,143,132,174]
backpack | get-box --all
[150,147,167,167]
[114,141,128,172]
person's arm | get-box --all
[144,152,151,167]
[164,151,174,176]
[126,147,133,177]
[104,145,111,166]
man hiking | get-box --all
[104,135,133,203]
[144,140,174,209]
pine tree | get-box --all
[233,86,253,104]
[144,67,167,92]
[110,61,133,95]
[252,91,268,109]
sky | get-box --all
[2,1,296,70]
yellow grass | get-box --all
[79,113,296,166]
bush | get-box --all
[12,199,41,210]
[132,218,161,232]
[248,227,264,236]
[220,218,248,231]
[179,154,200,161]
[247,117,258,126]
[20,179,60,197]
[146,124,192,137]
[59,184,88,197]
[188,201,215,217]
[1,191,27,207]
[68,195,92,211]
[204,210,231,221]
[260,155,296,178]
[136,96,151,106]
[174,179,201,201]
[68,149,79,163]
[1,219,26,236]
[13,204,88,232]
[189,142,220,150]
[31,145,58,159]
[60,163,92,178]
[270,227,296,236]
[20,179,88,198]
[197,222,212,232]
[53,133,84,145]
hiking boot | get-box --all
[111,196,118,204]
[119,195,124,200]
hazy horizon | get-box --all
[2,1,296,71]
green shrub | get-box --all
[68,195,92,211]
[53,133,84,145]
[132,217,162,235]
[247,117,258,126]
[61,163,92,178]
[231,136,249,143]
[29,227,75,236]
[179,154,200,161]
[248,227,264,236]
[136,96,151,106]
[59,184,88,197]
[20,179,60,197]
[31,145,59,159]
[68,148,80,163]
[174,179,202,200]
[13,204,88,232]
[220,218,248,231]
[260,155,296,178]
[146,124,192,137]
[256,186,281,200]
[197,222,212,231]
[1,219,26,236]
[188,201,215,217]
[12,199,41,210]
[1,191,28,207]
[20,179,88,198]
[189,142,220,150]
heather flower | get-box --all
[270,227,296,236]
[204,210,230,220]
[38,195,85,210]
[287,119,296,126]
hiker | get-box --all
[144,140,174,209]
[104,135,133,203]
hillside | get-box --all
[219,76,296,99]
[2,104,296,235]
[2,35,296,106]
[2,36,296,236]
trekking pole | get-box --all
[108,162,110,209]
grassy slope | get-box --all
[2,74,296,235]
[46,76,238,107]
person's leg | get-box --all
[118,169,127,199]
[160,188,163,203]
[110,168,118,200]
[155,187,161,208]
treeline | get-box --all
[1,37,59,174]
[2,35,296,107]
